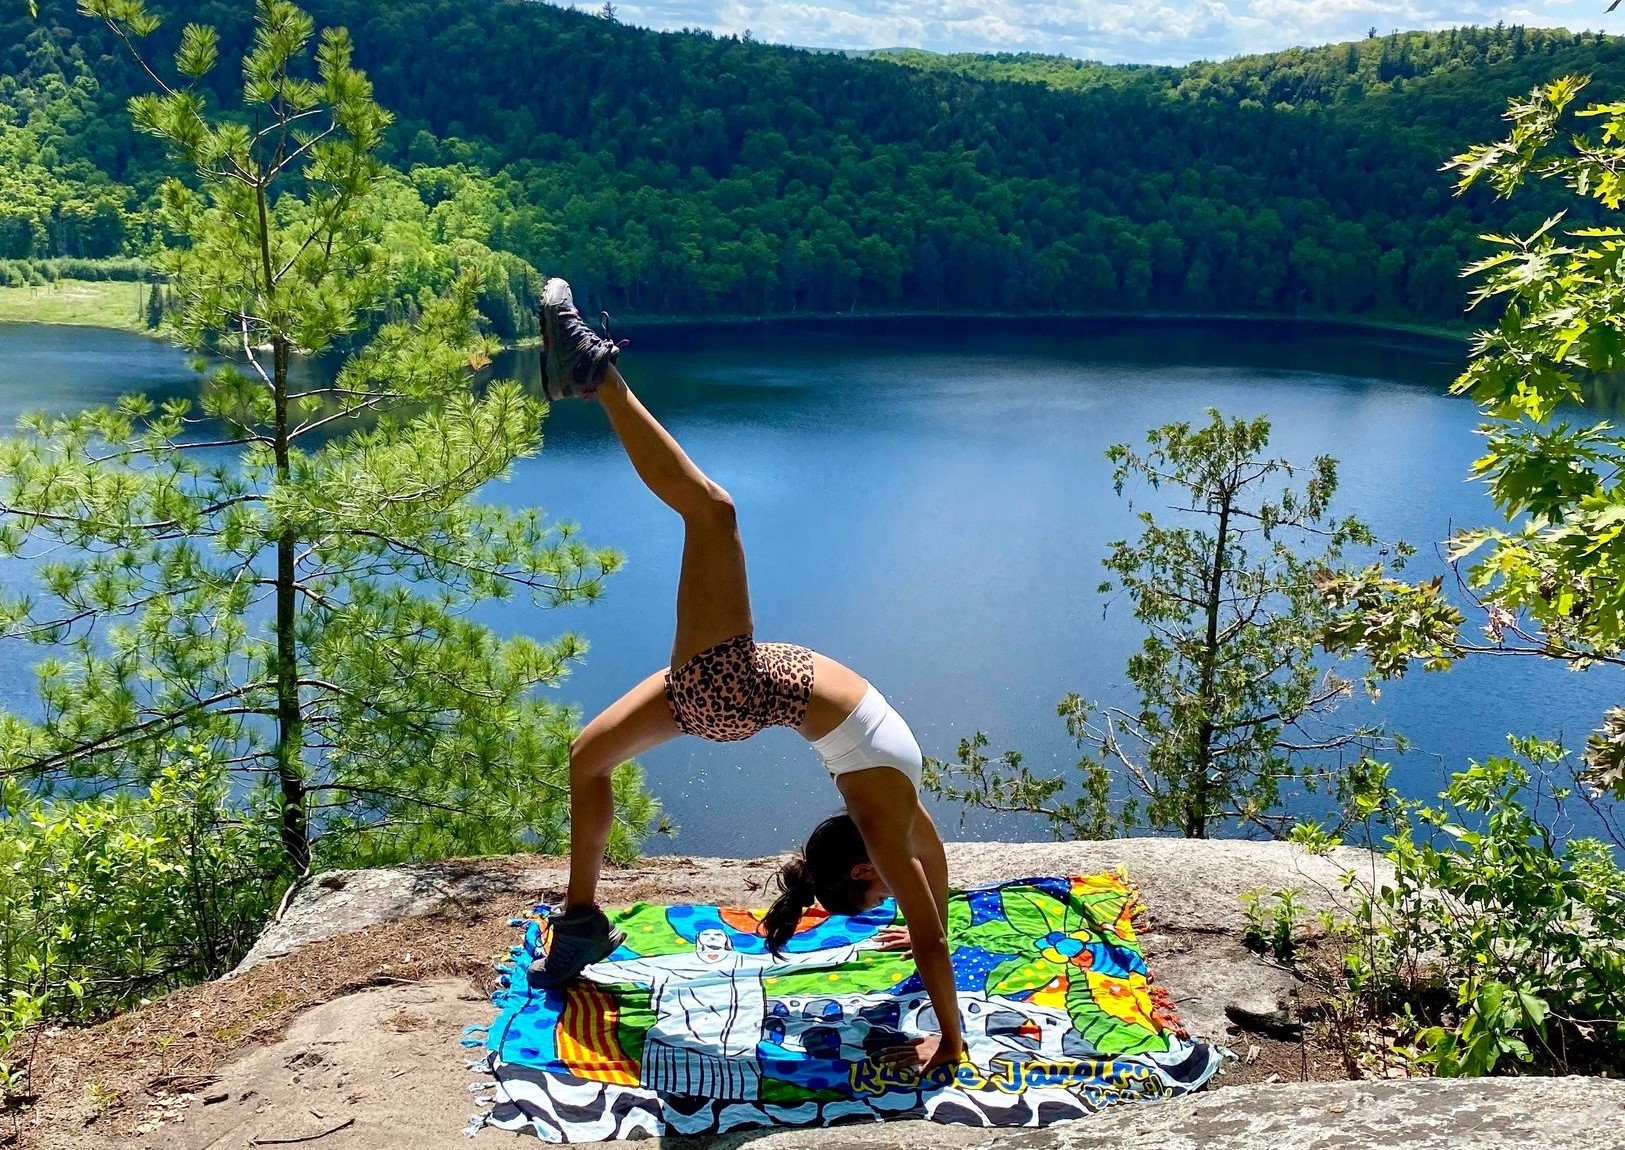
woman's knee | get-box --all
[686,480,736,528]
[568,732,616,781]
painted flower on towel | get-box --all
[925,874,1169,1052]
[1039,931,1093,965]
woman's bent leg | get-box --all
[596,368,754,667]
[566,668,681,910]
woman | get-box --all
[529,279,962,1073]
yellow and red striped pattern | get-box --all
[556,980,639,1085]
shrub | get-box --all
[0,258,154,285]
[1316,739,1625,1077]
[0,746,284,1102]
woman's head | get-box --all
[761,813,887,955]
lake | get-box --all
[0,318,1611,855]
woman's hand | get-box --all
[872,926,911,953]
[873,1033,965,1073]
[918,1032,966,1071]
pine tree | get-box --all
[0,0,655,878]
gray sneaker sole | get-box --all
[540,278,594,403]
[526,924,627,991]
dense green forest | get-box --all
[4,2,1624,323]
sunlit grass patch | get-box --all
[0,278,151,333]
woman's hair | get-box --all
[761,813,871,956]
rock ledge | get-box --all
[198,841,1622,1150]
[239,840,1384,1050]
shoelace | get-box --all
[599,309,630,351]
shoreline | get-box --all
[0,319,165,339]
[0,286,1472,350]
[604,308,1471,347]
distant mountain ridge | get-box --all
[867,26,1618,110]
[3,2,1621,322]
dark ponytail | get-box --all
[762,857,818,956]
[762,814,871,955]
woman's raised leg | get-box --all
[595,365,754,666]
[553,367,753,917]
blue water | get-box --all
[0,318,1611,854]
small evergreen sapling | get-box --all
[929,410,1401,839]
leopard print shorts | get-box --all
[664,635,815,742]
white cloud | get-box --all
[605,0,1621,64]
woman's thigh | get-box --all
[671,516,754,669]
[572,668,682,777]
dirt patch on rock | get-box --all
[88,979,487,1150]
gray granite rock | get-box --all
[194,845,1622,1150]
[677,1077,1625,1150]
[236,839,1390,973]
[75,982,1618,1150]
[230,839,1393,1076]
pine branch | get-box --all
[338,529,588,593]
[89,437,266,462]
[0,493,263,538]
[11,683,278,776]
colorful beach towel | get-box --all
[465,873,1224,1141]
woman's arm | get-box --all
[838,771,963,1069]
[910,800,950,928]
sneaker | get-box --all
[526,905,626,990]
[539,278,622,401]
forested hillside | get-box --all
[5,1,1623,323]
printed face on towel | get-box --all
[580,928,873,1070]
[696,929,733,963]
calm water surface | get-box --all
[0,318,1610,854]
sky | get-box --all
[598,1,1622,65]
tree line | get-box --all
[5,2,1625,324]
